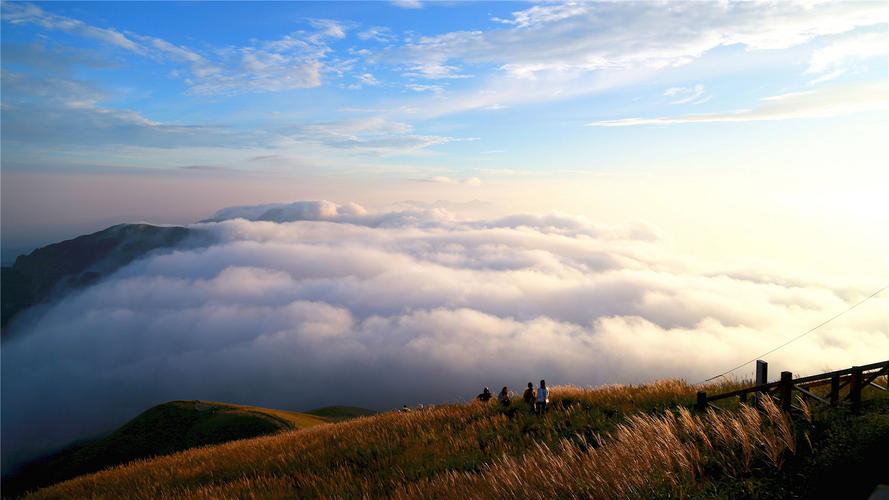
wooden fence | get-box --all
[696,360,889,414]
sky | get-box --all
[1,1,887,267]
[1,0,888,467]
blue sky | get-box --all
[1,1,888,267]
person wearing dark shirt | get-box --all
[498,386,511,407]
[523,382,536,409]
[477,387,492,402]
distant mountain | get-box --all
[1,400,331,497]
[1,223,201,330]
[200,200,365,223]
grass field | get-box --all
[305,406,377,422]
[19,377,889,499]
[3,400,330,497]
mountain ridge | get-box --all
[1,223,202,330]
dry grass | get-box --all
[191,400,330,429]
[27,379,781,499]
[396,397,807,499]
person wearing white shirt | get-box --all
[536,379,549,415]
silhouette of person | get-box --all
[477,387,492,402]
[498,386,511,407]
[523,382,536,409]
[536,379,549,415]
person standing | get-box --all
[477,387,493,403]
[523,382,536,410]
[536,379,549,415]
[499,386,511,407]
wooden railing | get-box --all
[696,360,889,414]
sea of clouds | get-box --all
[2,200,886,467]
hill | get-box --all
[24,378,889,499]
[1,224,201,330]
[2,400,328,498]
[305,406,377,421]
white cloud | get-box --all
[359,72,380,86]
[391,0,422,9]
[358,26,396,43]
[1,3,345,95]
[309,18,347,39]
[406,83,445,94]
[806,31,889,82]
[404,63,472,80]
[0,71,244,148]
[494,3,589,29]
[1,2,142,53]
[807,69,846,86]
[185,30,335,95]
[399,2,887,72]
[664,84,709,105]
[3,202,885,467]
[288,117,464,156]
[137,35,220,78]
[417,176,483,186]
[588,82,887,126]
[382,1,887,116]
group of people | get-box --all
[477,379,549,415]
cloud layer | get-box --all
[2,202,887,467]
[588,82,887,126]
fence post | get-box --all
[755,360,768,403]
[696,391,707,411]
[850,366,862,414]
[779,371,793,412]
[830,373,840,405]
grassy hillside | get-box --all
[3,400,328,497]
[21,379,889,498]
[305,405,377,421]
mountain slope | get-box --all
[305,406,377,422]
[23,379,889,499]
[2,400,328,497]
[1,224,199,329]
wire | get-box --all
[699,283,889,384]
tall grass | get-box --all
[25,379,762,499]
[396,397,806,499]
[24,376,889,499]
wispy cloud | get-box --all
[405,83,445,94]
[309,18,348,39]
[391,0,422,9]
[287,117,467,156]
[806,31,888,85]
[383,1,886,116]
[417,176,482,185]
[807,69,847,87]
[358,26,396,43]
[587,83,887,127]
[664,84,709,105]
[1,2,345,95]
[1,1,142,53]
[346,72,381,89]
[0,70,242,148]
[404,63,472,80]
